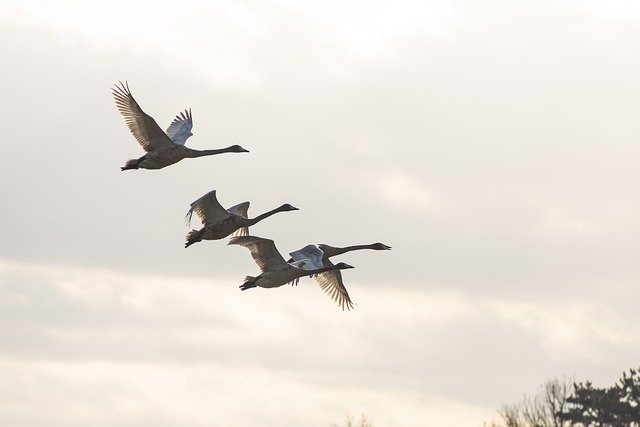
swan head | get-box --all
[280,204,299,211]
[334,262,354,270]
[372,243,392,250]
[229,144,250,153]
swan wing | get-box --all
[289,244,325,270]
[227,201,250,218]
[287,259,309,286]
[228,202,250,237]
[112,81,176,152]
[185,190,231,227]
[231,226,249,237]
[313,259,354,311]
[166,108,193,145]
[289,259,310,269]
[229,236,289,273]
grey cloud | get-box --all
[2,263,638,414]
[1,3,638,301]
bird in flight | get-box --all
[184,190,299,247]
[288,242,391,310]
[229,236,355,308]
[112,81,249,170]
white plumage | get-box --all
[165,108,194,146]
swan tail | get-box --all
[185,229,203,248]
[121,157,142,171]
[240,276,257,291]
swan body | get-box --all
[288,242,392,310]
[229,236,354,292]
[185,190,298,247]
[112,81,249,170]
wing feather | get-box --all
[227,201,250,218]
[229,236,289,273]
[112,81,176,152]
[313,259,354,311]
[231,226,249,237]
[289,244,325,270]
[166,108,193,145]
[185,190,231,226]
[228,202,250,237]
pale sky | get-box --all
[1,1,639,426]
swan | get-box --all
[288,242,392,310]
[185,190,299,247]
[229,236,355,302]
[112,81,249,170]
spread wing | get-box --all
[313,259,354,311]
[288,258,311,286]
[112,81,176,152]
[227,201,250,218]
[289,244,325,270]
[227,202,250,237]
[289,259,311,269]
[166,108,193,145]
[185,190,231,227]
[229,236,289,273]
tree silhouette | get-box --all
[333,414,373,427]
[558,368,640,426]
[488,367,640,426]
[492,377,572,427]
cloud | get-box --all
[1,0,638,297]
[377,169,433,211]
[0,357,495,427]
[2,259,640,425]
[487,299,640,364]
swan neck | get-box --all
[308,264,343,275]
[184,148,229,158]
[248,206,285,225]
[330,244,376,256]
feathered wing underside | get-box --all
[166,108,193,145]
[313,259,354,311]
[288,258,311,286]
[185,190,231,227]
[227,201,250,218]
[112,81,176,152]
[227,201,250,237]
[231,227,250,237]
[289,259,310,269]
[229,236,290,273]
[289,245,325,270]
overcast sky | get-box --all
[1,0,639,426]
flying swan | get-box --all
[288,242,391,310]
[112,81,249,170]
[185,190,299,247]
[229,236,355,305]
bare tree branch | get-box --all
[491,377,573,427]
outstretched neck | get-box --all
[326,244,378,257]
[184,147,236,158]
[306,264,344,276]
[247,206,287,226]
